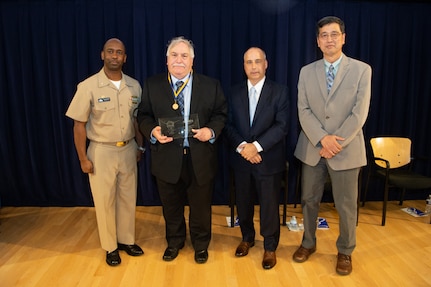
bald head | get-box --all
[103,38,126,53]
[243,47,268,85]
[101,38,127,79]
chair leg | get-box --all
[399,188,406,205]
[294,166,301,208]
[230,204,235,228]
[356,193,360,226]
[282,169,288,226]
[356,168,362,226]
[362,167,371,207]
[382,184,389,226]
[229,170,235,228]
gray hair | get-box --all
[166,36,195,58]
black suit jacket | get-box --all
[225,78,289,175]
[137,72,227,185]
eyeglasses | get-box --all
[319,32,342,40]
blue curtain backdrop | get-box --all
[1,0,430,206]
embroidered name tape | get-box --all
[98,97,111,102]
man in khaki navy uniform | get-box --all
[66,38,145,266]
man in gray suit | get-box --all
[293,16,371,275]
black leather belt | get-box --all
[183,147,190,155]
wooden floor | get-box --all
[0,200,430,287]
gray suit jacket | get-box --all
[294,55,372,170]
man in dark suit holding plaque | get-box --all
[137,36,227,264]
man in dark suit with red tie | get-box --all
[137,36,227,264]
[225,47,289,269]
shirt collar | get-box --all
[247,76,266,94]
[171,73,192,86]
[324,54,343,72]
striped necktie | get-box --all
[175,81,184,115]
[327,65,335,93]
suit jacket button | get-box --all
[326,116,330,119]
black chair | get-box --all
[362,137,431,226]
[229,161,289,227]
[294,158,362,226]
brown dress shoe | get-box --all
[262,251,276,269]
[235,241,255,257]
[336,253,352,275]
[292,245,316,263]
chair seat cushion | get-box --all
[376,169,431,189]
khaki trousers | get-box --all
[87,141,138,252]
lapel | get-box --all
[316,56,351,99]
[328,56,350,98]
[248,79,272,127]
[235,81,250,128]
[190,74,199,114]
[316,60,328,98]
[253,80,271,123]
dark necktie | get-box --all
[327,65,335,93]
[175,81,184,115]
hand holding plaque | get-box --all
[158,114,200,139]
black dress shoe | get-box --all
[163,247,180,261]
[118,243,144,256]
[106,249,121,266]
[194,249,208,264]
